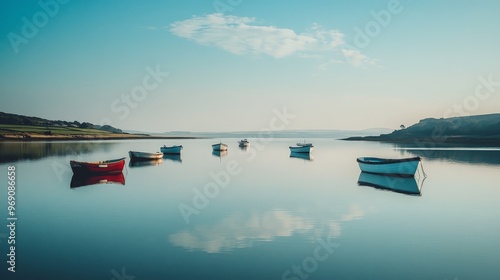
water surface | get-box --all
[0,139,499,280]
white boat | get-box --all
[289,145,313,153]
[160,145,183,154]
[129,151,163,160]
[356,157,421,177]
[357,172,424,196]
[212,142,228,151]
[238,139,250,147]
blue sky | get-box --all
[1,0,499,132]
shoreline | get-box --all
[0,133,203,142]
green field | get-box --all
[0,124,113,135]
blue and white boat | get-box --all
[289,145,313,153]
[129,151,163,160]
[356,157,421,177]
[357,172,423,196]
[238,139,250,147]
[212,142,228,151]
[160,145,183,154]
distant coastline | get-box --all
[342,113,500,147]
[0,133,201,142]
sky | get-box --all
[1,0,499,132]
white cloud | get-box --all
[168,13,375,67]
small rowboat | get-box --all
[70,173,125,188]
[160,145,183,154]
[289,145,313,153]
[70,157,126,174]
[129,151,163,160]
[212,142,228,151]
[238,139,250,147]
[356,157,421,177]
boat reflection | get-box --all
[163,153,182,163]
[357,172,425,196]
[212,150,228,158]
[397,147,500,166]
[290,151,313,161]
[238,145,249,151]
[129,158,163,168]
[70,173,125,188]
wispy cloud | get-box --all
[168,13,375,67]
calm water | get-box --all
[1,139,499,280]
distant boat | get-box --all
[161,145,183,154]
[290,151,313,161]
[129,151,163,160]
[289,145,313,153]
[129,158,163,168]
[357,172,423,196]
[356,157,421,177]
[212,142,228,151]
[238,139,250,147]
[70,173,125,188]
[70,157,126,174]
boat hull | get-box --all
[129,151,163,160]
[212,143,228,151]
[160,145,183,154]
[356,157,420,177]
[289,146,312,153]
[70,157,126,174]
[357,172,421,195]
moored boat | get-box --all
[160,145,183,154]
[129,151,163,160]
[238,139,250,147]
[289,145,313,153]
[212,142,228,151]
[357,172,423,196]
[356,157,421,177]
[70,157,126,174]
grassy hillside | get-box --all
[343,113,500,146]
[0,124,113,135]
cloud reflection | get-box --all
[169,206,364,253]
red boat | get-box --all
[70,173,125,188]
[70,157,126,174]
